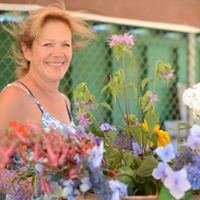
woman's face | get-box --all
[23,19,73,83]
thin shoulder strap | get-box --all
[15,81,44,113]
[61,93,72,121]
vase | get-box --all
[192,195,200,200]
[76,193,100,200]
[121,195,158,200]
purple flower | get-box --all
[76,112,91,129]
[108,33,135,48]
[164,167,191,199]
[100,123,117,132]
[132,142,142,157]
[152,162,168,181]
[75,100,96,110]
[0,170,32,199]
[155,144,175,163]
[91,135,102,146]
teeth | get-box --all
[46,62,64,66]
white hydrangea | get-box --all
[182,83,200,118]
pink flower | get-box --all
[108,33,135,48]
[42,135,58,167]
[160,70,174,79]
[0,142,15,168]
[40,177,52,193]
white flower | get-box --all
[109,180,127,200]
[80,177,92,192]
[183,84,200,118]
[35,163,44,172]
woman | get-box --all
[0,1,94,199]
[0,1,94,131]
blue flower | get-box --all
[152,162,168,181]
[62,180,78,200]
[186,165,200,190]
[109,180,127,200]
[100,123,117,132]
[87,141,104,168]
[164,167,191,200]
[186,125,200,151]
[155,144,175,163]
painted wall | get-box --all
[0,0,200,30]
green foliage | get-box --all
[136,157,158,177]
[159,187,192,200]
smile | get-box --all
[45,62,65,67]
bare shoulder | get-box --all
[0,85,29,129]
[0,84,28,104]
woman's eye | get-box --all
[43,43,52,47]
[63,43,71,47]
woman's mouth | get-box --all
[45,61,65,67]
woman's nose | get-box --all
[51,48,64,58]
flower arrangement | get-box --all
[0,121,127,200]
[73,33,175,198]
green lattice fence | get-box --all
[0,11,198,130]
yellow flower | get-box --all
[141,120,149,131]
[141,120,170,147]
[154,125,170,146]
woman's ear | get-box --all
[21,43,31,61]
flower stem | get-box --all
[122,53,131,125]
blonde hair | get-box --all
[7,0,95,78]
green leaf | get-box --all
[123,151,136,167]
[128,125,142,145]
[132,82,138,98]
[114,45,123,60]
[117,174,135,195]
[98,102,112,111]
[150,133,157,145]
[104,147,123,168]
[142,180,158,195]
[90,124,104,137]
[108,130,118,144]
[117,166,136,195]
[159,187,192,200]
[144,112,160,133]
[177,122,192,131]
[141,77,154,91]
[136,156,158,177]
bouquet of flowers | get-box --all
[0,121,127,200]
[73,33,175,198]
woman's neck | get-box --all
[20,73,60,97]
